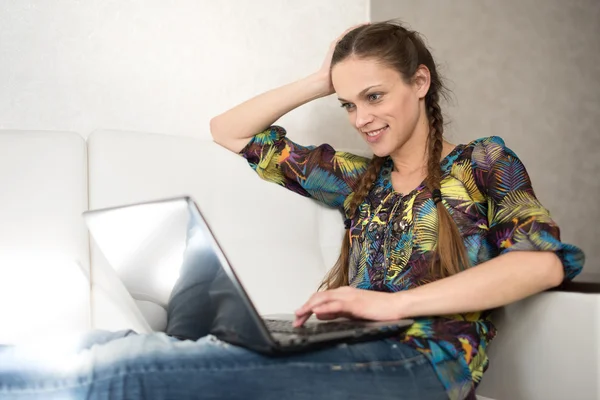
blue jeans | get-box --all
[0,330,447,399]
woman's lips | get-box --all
[364,125,388,143]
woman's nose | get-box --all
[355,108,374,130]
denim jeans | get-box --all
[0,330,447,400]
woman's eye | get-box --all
[340,103,355,110]
[368,93,382,102]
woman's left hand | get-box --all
[294,286,404,327]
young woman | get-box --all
[0,21,583,400]
[210,20,584,399]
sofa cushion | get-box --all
[87,129,342,327]
[90,249,154,334]
[0,130,90,344]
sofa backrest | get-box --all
[87,129,348,327]
[0,130,90,344]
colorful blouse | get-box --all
[240,126,584,400]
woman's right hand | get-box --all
[315,23,369,96]
[210,23,368,154]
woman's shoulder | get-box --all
[463,135,506,152]
[457,135,520,167]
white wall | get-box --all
[5,0,596,278]
[0,0,369,150]
[372,0,600,281]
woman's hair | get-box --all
[320,20,469,290]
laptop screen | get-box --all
[85,197,273,350]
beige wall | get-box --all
[371,0,600,281]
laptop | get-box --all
[83,196,414,354]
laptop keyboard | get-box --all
[263,319,366,335]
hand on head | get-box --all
[315,23,370,96]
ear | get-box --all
[413,65,431,99]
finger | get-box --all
[314,312,339,321]
[294,307,313,325]
[295,287,352,317]
[294,290,344,327]
[313,300,345,317]
[295,302,343,326]
[331,23,370,47]
[295,291,331,316]
[293,312,312,328]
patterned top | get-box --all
[240,126,584,400]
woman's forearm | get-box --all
[210,73,331,154]
[394,251,565,318]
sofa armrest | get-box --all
[477,291,599,400]
[558,281,600,294]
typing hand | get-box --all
[294,286,402,327]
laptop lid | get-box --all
[84,196,276,352]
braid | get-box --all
[319,156,386,290]
[426,92,470,277]
[346,156,386,218]
[425,91,444,192]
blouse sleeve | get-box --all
[239,125,369,211]
[472,136,584,281]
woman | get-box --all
[0,21,584,400]
[211,20,584,398]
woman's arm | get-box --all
[295,140,583,326]
[393,250,564,319]
[210,24,364,153]
[294,251,564,326]
[210,73,330,153]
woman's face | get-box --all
[331,57,429,157]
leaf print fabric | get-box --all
[240,127,584,400]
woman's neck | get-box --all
[389,116,429,176]
[388,126,456,177]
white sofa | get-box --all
[0,129,598,400]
